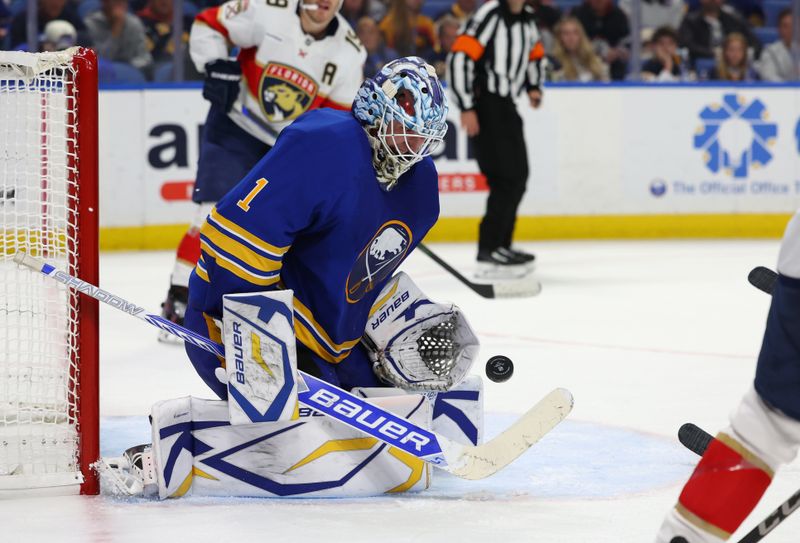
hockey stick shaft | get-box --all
[15,251,571,479]
[677,422,799,543]
[417,243,542,299]
[417,243,493,298]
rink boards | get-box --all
[95,83,800,249]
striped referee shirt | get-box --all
[447,0,545,111]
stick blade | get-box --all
[748,266,778,295]
[678,422,713,456]
[487,276,543,299]
[446,388,573,480]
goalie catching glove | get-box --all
[363,272,479,391]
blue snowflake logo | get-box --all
[693,94,777,178]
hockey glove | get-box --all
[202,59,242,113]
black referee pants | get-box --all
[473,93,529,255]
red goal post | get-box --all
[0,47,99,495]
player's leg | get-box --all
[161,105,271,327]
[474,95,530,277]
[497,106,533,265]
[656,210,800,542]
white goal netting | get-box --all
[0,49,90,492]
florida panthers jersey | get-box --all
[191,0,367,145]
[186,109,440,368]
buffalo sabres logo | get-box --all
[346,221,412,303]
[258,63,317,123]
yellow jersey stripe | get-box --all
[201,241,281,287]
[293,296,362,355]
[203,312,225,366]
[201,221,282,273]
[210,207,289,257]
[294,320,354,363]
[195,261,210,282]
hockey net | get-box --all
[0,48,99,495]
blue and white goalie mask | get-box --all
[353,57,448,190]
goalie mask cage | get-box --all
[0,48,99,495]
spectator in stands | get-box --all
[41,19,77,50]
[379,0,437,58]
[528,0,562,53]
[137,0,200,79]
[572,0,630,80]
[678,0,759,66]
[756,8,796,81]
[434,0,476,25]
[642,25,690,81]
[356,15,398,78]
[9,0,88,50]
[726,0,764,27]
[86,0,153,72]
[549,15,609,81]
[710,31,758,80]
[341,0,370,28]
[428,14,459,77]
[1,0,10,46]
[619,0,684,34]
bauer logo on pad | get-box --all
[222,291,300,424]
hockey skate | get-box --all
[475,249,531,280]
[158,285,188,343]
[497,247,535,270]
[93,444,157,497]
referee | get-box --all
[447,0,545,277]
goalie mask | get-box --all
[352,56,448,191]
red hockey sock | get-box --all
[176,227,202,267]
[677,433,773,539]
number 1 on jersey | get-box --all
[237,178,268,212]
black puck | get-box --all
[485,355,514,383]
[670,538,689,543]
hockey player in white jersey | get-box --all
[159,0,367,329]
[656,209,800,542]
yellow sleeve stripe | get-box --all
[200,240,282,287]
[210,207,290,258]
[201,221,282,273]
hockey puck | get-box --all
[485,355,514,383]
[669,538,689,543]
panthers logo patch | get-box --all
[258,63,318,123]
[346,221,412,303]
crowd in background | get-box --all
[0,0,797,83]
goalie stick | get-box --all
[417,243,542,299]
[14,251,572,480]
[677,423,799,543]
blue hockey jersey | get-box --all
[186,108,440,371]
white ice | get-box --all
[3,240,799,543]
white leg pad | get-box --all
[353,375,484,446]
[150,394,432,499]
[727,386,800,470]
[223,290,299,424]
[778,209,800,278]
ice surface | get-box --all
[3,240,799,543]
